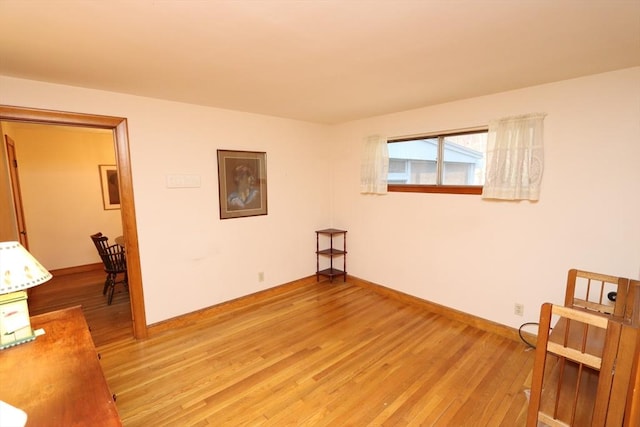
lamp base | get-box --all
[0,291,36,350]
[0,332,36,350]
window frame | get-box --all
[387,127,488,195]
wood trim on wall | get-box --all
[387,184,483,195]
[50,262,103,277]
[148,275,319,336]
[0,105,148,339]
[149,271,535,345]
[348,275,535,343]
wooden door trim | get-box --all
[0,105,148,339]
[5,135,29,247]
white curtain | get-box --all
[482,113,546,201]
[360,134,389,195]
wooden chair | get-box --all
[526,303,637,426]
[564,269,630,320]
[90,232,127,305]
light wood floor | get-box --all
[29,270,534,426]
[29,267,132,346]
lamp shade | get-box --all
[0,241,52,294]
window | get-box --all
[387,129,488,194]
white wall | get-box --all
[1,123,121,270]
[1,68,638,330]
[0,76,332,324]
[331,67,640,329]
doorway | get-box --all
[0,105,147,339]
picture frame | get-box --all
[217,150,267,219]
[99,164,120,210]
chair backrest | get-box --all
[90,232,109,255]
[564,269,630,320]
[90,232,126,273]
[527,303,625,426]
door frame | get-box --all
[4,135,29,248]
[0,105,147,339]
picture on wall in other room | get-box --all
[99,164,120,210]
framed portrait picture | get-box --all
[217,150,267,219]
[99,164,120,210]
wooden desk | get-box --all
[0,306,121,426]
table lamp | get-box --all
[0,241,52,350]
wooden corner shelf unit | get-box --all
[316,228,347,282]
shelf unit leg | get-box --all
[343,232,347,281]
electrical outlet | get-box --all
[514,303,524,316]
[258,272,264,282]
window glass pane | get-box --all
[387,138,438,185]
[388,159,406,173]
[442,133,487,185]
[409,160,436,184]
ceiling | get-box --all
[1,1,639,124]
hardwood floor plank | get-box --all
[29,266,133,347]
[28,272,535,426]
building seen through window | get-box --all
[387,130,487,194]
